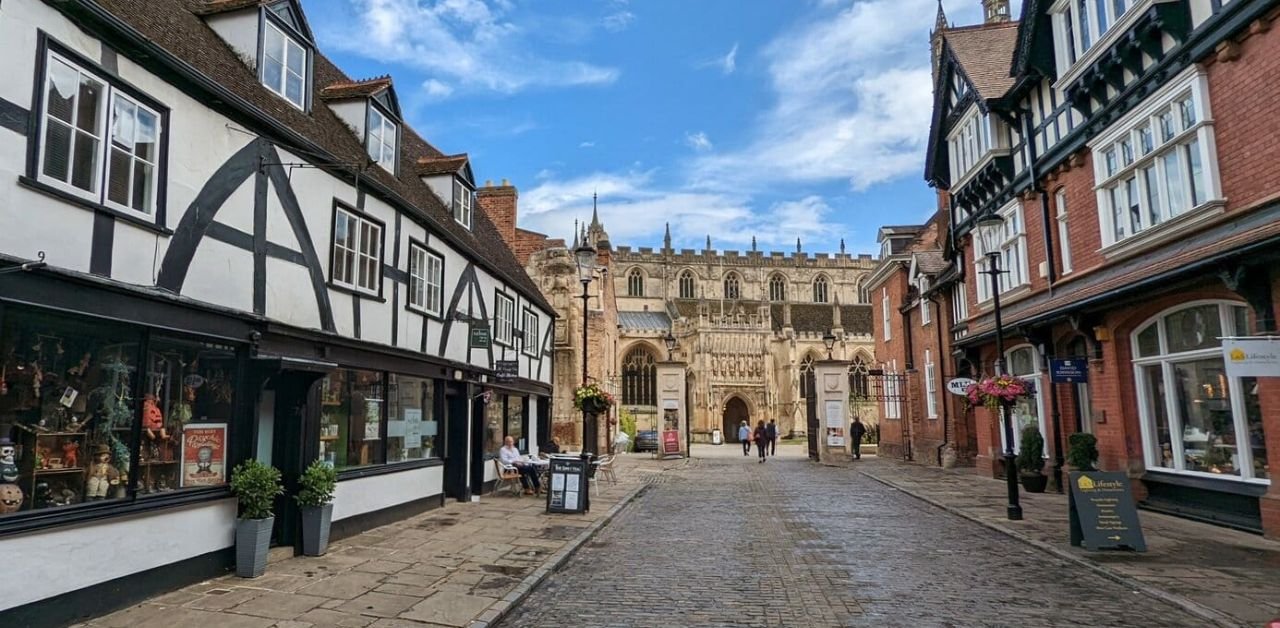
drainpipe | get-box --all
[901,306,915,462]
[1021,107,1057,291]
[930,291,950,466]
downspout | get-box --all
[930,291,950,466]
[1021,106,1057,291]
[901,306,915,462]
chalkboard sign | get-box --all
[1068,471,1146,551]
[546,456,589,514]
[494,360,518,382]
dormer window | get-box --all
[452,179,473,229]
[262,21,307,109]
[367,106,397,171]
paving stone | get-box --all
[227,591,329,620]
[400,591,497,626]
[297,572,388,600]
[334,591,421,618]
[293,608,376,628]
[183,587,267,611]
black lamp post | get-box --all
[663,330,677,361]
[822,331,837,360]
[575,237,598,454]
[976,213,1022,521]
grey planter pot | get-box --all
[301,503,334,556]
[235,516,274,578]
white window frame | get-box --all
[999,345,1049,455]
[952,282,969,323]
[1056,189,1073,273]
[1090,69,1222,250]
[947,105,996,186]
[38,50,164,220]
[881,288,891,341]
[366,105,397,172]
[924,349,938,419]
[974,202,1029,304]
[494,292,515,346]
[261,20,308,110]
[331,206,382,295]
[1051,0,1141,79]
[522,309,539,357]
[407,243,443,317]
[1132,300,1267,484]
[452,178,473,229]
[918,277,932,326]
[883,359,902,420]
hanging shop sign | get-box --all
[546,456,588,514]
[1068,471,1146,552]
[946,377,976,395]
[1222,338,1280,378]
[494,360,518,382]
[1049,358,1089,384]
[469,326,492,349]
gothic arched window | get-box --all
[678,270,695,299]
[799,355,816,400]
[627,268,645,297]
[768,274,786,302]
[849,355,871,399]
[723,272,741,300]
[621,346,658,406]
[856,278,869,304]
[813,275,830,303]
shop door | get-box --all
[268,371,323,549]
[444,382,471,502]
[470,393,486,495]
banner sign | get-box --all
[946,377,976,396]
[494,360,518,382]
[1223,338,1280,378]
[1050,358,1089,384]
[469,326,491,349]
[1068,471,1146,552]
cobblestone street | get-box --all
[500,447,1210,628]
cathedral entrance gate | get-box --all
[722,397,750,442]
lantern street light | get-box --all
[976,212,1023,521]
[822,331,837,360]
[663,330,677,361]
[575,235,598,454]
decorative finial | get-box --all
[706,235,712,250]
[751,236,757,252]
[590,191,600,228]
[571,220,580,248]
[840,238,846,255]
[933,0,948,33]
[664,222,672,249]
[796,238,802,253]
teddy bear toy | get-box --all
[142,394,168,440]
[85,444,120,500]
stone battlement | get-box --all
[612,246,877,268]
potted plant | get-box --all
[1016,425,1048,493]
[230,459,283,578]
[1066,432,1099,471]
[296,459,338,556]
[573,383,614,415]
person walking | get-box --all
[754,420,769,463]
[766,419,778,456]
[850,417,868,460]
[738,420,751,456]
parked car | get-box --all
[634,430,659,452]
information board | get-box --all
[546,456,588,514]
[1050,358,1089,384]
[494,360,518,382]
[662,430,681,455]
[469,326,491,349]
[1068,471,1146,551]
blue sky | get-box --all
[311,0,1018,255]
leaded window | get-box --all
[813,276,830,303]
[627,268,645,297]
[621,347,657,406]
[678,270,695,299]
[768,275,786,302]
[723,273,741,300]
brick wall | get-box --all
[1262,271,1280,539]
[475,182,519,254]
[1206,18,1280,214]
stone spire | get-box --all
[585,191,610,248]
[663,222,672,251]
[796,238,802,253]
[931,0,949,82]
[705,235,712,251]
[840,238,846,255]
[933,0,948,33]
[751,236,757,252]
[572,219,580,249]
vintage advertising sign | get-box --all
[662,430,681,455]
[946,377,976,396]
[181,424,227,487]
[494,360,519,382]
[1068,471,1146,552]
[469,326,492,349]
[1223,338,1280,378]
[1050,358,1089,384]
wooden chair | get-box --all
[493,458,523,497]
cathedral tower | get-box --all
[982,0,1011,24]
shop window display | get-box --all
[387,375,438,463]
[319,370,385,470]
[507,397,525,451]
[484,393,505,456]
[0,310,139,515]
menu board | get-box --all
[1068,471,1147,552]
[547,456,588,514]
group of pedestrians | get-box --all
[737,419,778,463]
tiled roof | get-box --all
[81,0,551,312]
[416,155,470,177]
[191,0,264,15]
[946,22,1020,100]
[618,311,671,332]
[913,250,949,275]
[771,304,873,335]
[319,76,392,100]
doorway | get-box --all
[803,367,818,460]
[443,381,473,502]
[263,370,325,550]
[722,397,750,441]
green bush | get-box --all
[1066,433,1099,471]
[1015,426,1045,475]
[295,459,338,508]
[230,459,283,520]
[863,423,880,445]
[619,408,638,442]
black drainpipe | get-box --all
[1021,106,1057,289]
[901,307,915,462]
[930,291,950,466]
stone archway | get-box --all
[722,397,750,442]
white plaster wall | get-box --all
[204,11,261,68]
[0,500,235,611]
[184,238,254,313]
[0,183,93,273]
[422,174,452,204]
[111,223,165,286]
[266,257,322,329]
[331,465,443,521]
[329,100,366,140]
[215,177,258,235]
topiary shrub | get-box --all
[295,459,337,508]
[230,459,283,520]
[1016,426,1045,476]
[1066,432,1099,471]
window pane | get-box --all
[1174,358,1239,476]
[1104,148,1117,176]
[1243,377,1267,480]
[1185,139,1205,207]
[0,309,140,516]
[1232,306,1249,336]
[131,162,154,213]
[1095,0,1109,34]
[319,370,384,470]
[1164,304,1222,353]
[484,395,504,456]
[140,338,237,494]
[387,375,438,463]
[286,40,305,76]
[42,122,72,182]
[1143,166,1161,226]
[1158,110,1175,143]
[1162,151,1186,217]
[1125,177,1141,233]
[46,59,78,123]
[1143,364,1174,468]
[1119,138,1134,165]
[262,55,284,92]
[1136,323,1160,358]
[507,397,524,451]
[1077,0,1092,48]
[285,72,304,106]
[107,147,131,206]
[1109,186,1126,241]
[75,75,103,134]
[134,109,158,162]
[70,131,99,192]
[1179,97,1197,128]
[111,97,136,150]
[1138,125,1154,154]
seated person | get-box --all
[500,436,542,495]
[542,437,562,454]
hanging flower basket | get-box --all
[574,383,614,414]
[965,375,1034,411]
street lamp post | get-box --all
[575,238,598,454]
[822,331,837,360]
[976,213,1023,522]
[663,330,677,361]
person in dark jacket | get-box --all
[850,417,868,460]
[766,419,778,456]
[754,420,769,463]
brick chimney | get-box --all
[476,178,519,250]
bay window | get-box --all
[974,203,1029,303]
[1092,70,1220,248]
[1132,302,1267,482]
[947,107,994,184]
[1052,0,1138,72]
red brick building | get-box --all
[891,0,1280,538]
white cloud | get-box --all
[322,0,619,98]
[685,131,713,152]
[697,43,739,75]
[579,141,596,148]
[602,10,635,32]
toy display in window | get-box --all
[0,437,19,483]
[0,482,22,514]
[85,444,122,500]
[142,394,169,441]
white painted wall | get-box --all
[204,10,261,69]
[331,465,443,521]
[0,500,235,611]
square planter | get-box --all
[301,503,334,557]
[235,516,274,578]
